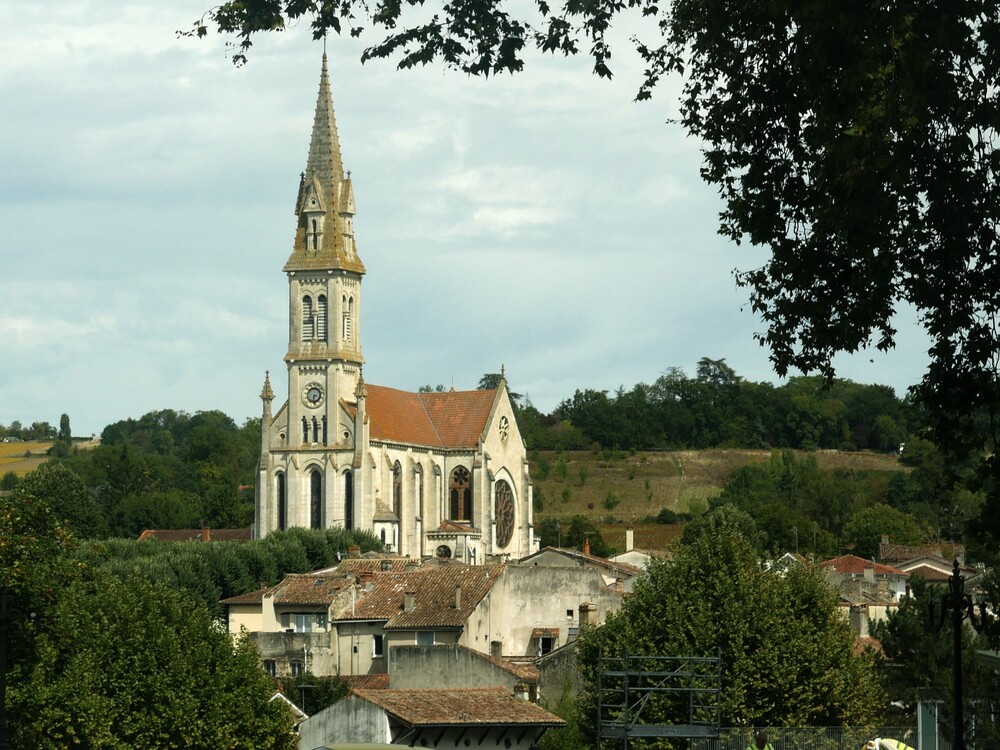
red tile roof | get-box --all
[354,687,564,726]
[221,572,355,606]
[362,385,497,448]
[341,673,390,690]
[137,528,252,542]
[335,565,505,627]
[821,554,908,577]
[904,564,953,582]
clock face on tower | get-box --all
[495,480,515,548]
[303,383,324,408]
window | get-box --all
[449,466,472,522]
[290,660,304,677]
[416,631,435,646]
[538,636,555,656]
[310,470,322,529]
[342,295,353,342]
[302,295,314,341]
[317,295,328,340]
[277,472,286,531]
[344,471,353,530]
[392,461,402,517]
[373,634,384,658]
[263,659,277,677]
[281,613,327,632]
[310,218,319,250]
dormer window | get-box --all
[311,219,319,249]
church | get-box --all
[254,56,537,564]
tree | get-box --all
[57,413,71,442]
[14,462,106,539]
[9,572,296,749]
[577,508,883,734]
[842,504,925,558]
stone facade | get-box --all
[254,56,535,564]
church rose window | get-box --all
[449,466,472,522]
[494,480,515,548]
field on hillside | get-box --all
[530,448,906,553]
[0,439,99,477]
[0,440,55,476]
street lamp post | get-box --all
[928,559,993,750]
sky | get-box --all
[0,0,932,438]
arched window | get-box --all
[310,470,322,529]
[317,295,328,340]
[302,296,314,341]
[392,461,402,518]
[277,472,287,531]
[449,466,472,522]
[342,296,353,342]
[344,471,353,530]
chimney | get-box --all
[579,602,595,629]
[583,536,590,556]
[348,545,361,559]
[490,640,503,658]
[404,591,416,613]
[381,559,393,572]
[405,561,420,572]
[454,583,462,609]
[513,682,530,701]
[625,528,634,552]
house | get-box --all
[297,687,564,750]
[877,535,964,567]
[254,55,535,565]
[387,644,539,697]
[820,554,909,602]
[607,528,656,570]
[516,543,642,592]
[223,558,623,678]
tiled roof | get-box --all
[354,687,564,726]
[137,528,252,543]
[221,572,354,606]
[335,565,505,627]
[878,541,951,562]
[341,673,390,690]
[904,564,953,582]
[821,554,908,577]
[363,385,497,448]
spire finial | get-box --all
[260,370,275,402]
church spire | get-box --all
[305,53,344,191]
[285,54,365,275]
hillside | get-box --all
[530,448,906,553]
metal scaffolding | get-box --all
[597,651,722,748]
